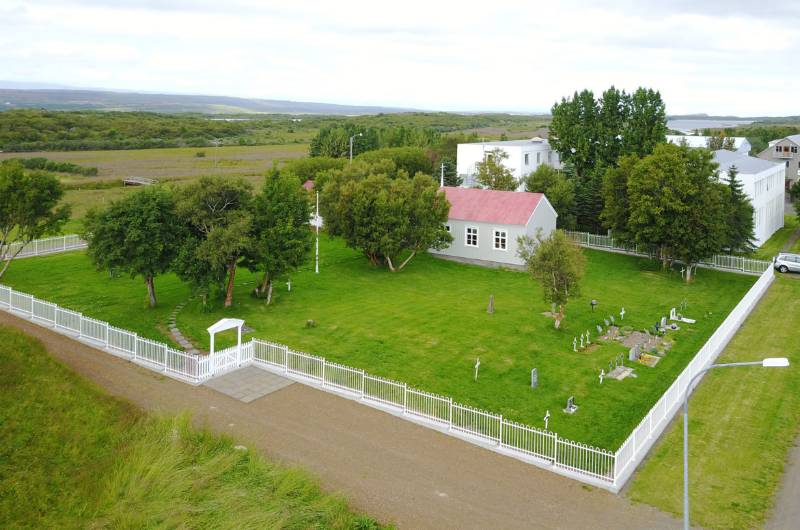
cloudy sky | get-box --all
[1,0,797,116]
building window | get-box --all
[524,153,529,165]
[465,226,478,247]
[493,229,507,250]
[776,146,783,153]
[445,224,451,233]
[792,146,798,153]
[536,153,541,164]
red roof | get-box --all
[441,186,543,225]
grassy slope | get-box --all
[750,215,799,260]
[1,238,754,449]
[0,325,382,529]
[628,277,800,529]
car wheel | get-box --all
[779,265,789,273]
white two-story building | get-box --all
[456,137,561,190]
[713,150,785,247]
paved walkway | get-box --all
[0,310,682,530]
[204,365,293,403]
[766,433,800,529]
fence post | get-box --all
[321,360,326,386]
[553,432,559,464]
[498,415,503,446]
[283,345,289,373]
[448,398,453,430]
[402,383,407,414]
[360,369,365,398]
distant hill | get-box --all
[0,87,420,115]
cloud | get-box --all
[0,0,797,115]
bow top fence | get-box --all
[0,242,775,491]
[1,235,87,261]
[564,230,771,275]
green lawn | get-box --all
[0,324,382,529]
[750,215,799,260]
[1,237,755,450]
[628,277,800,529]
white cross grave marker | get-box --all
[544,409,551,430]
[474,357,480,381]
[586,330,590,344]
[573,337,577,352]
[620,307,625,320]
[599,369,605,384]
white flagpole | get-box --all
[440,162,445,187]
[315,190,320,274]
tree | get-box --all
[474,148,517,190]
[549,89,601,180]
[242,170,313,304]
[626,143,726,281]
[721,166,756,253]
[600,154,640,241]
[440,156,462,187]
[83,187,180,307]
[0,161,70,279]
[322,171,451,271]
[522,165,576,229]
[517,229,586,329]
[622,88,668,158]
[356,146,434,176]
[707,132,736,151]
[173,177,253,307]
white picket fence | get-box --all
[0,263,774,491]
[564,230,771,275]
[1,235,87,261]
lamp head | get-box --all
[762,357,790,368]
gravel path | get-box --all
[0,311,681,530]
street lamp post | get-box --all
[349,132,363,163]
[682,357,789,530]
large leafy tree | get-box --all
[523,165,576,229]
[242,170,312,304]
[474,148,517,190]
[356,146,434,176]
[517,229,586,329]
[83,187,180,307]
[622,87,668,158]
[600,154,640,242]
[322,169,451,271]
[721,166,756,253]
[174,177,253,307]
[549,86,667,230]
[626,143,726,281]
[0,161,70,279]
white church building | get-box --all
[713,150,785,247]
[456,138,561,191]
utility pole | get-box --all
[349,132,363,163]
[440,162,445,187]
[315,190,320,274]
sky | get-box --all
[1,0,798,116]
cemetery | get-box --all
[1,235,756,450]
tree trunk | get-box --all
[266,281,273,305]
[660,246,669,270]
[144,274,157,307]
[224,261,236,307]
[386,256,396,272]
[259,271,270,294]
[685,264,694,283]
[396,250,417,271]
[554,304,564,329]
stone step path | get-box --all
[167,299,202,355]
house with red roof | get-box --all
[430,187,557,268]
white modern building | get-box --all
[430,186,557,268]
[456,138,561,191]
[713,150,785,247]
[667,135,751,154]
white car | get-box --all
[774,253,800,273]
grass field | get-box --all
[1,236,755,449]
[750,215,799,260]
[0,324,382,529]
[628,276,800,529]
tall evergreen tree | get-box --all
[722,166,756,253]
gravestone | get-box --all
[530,368,538,389]
[487,294,495,314]
[604,318,610,327]
[596,324,603,335]
[564,396,578,414]
[610,315,615,325]
[620,307,626,320]
[629,344,641,362]
[670,307,677,321]
[580,334,584,348]
[585,330,590,344]
[573,337,577,352]
[660,316,667,329]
